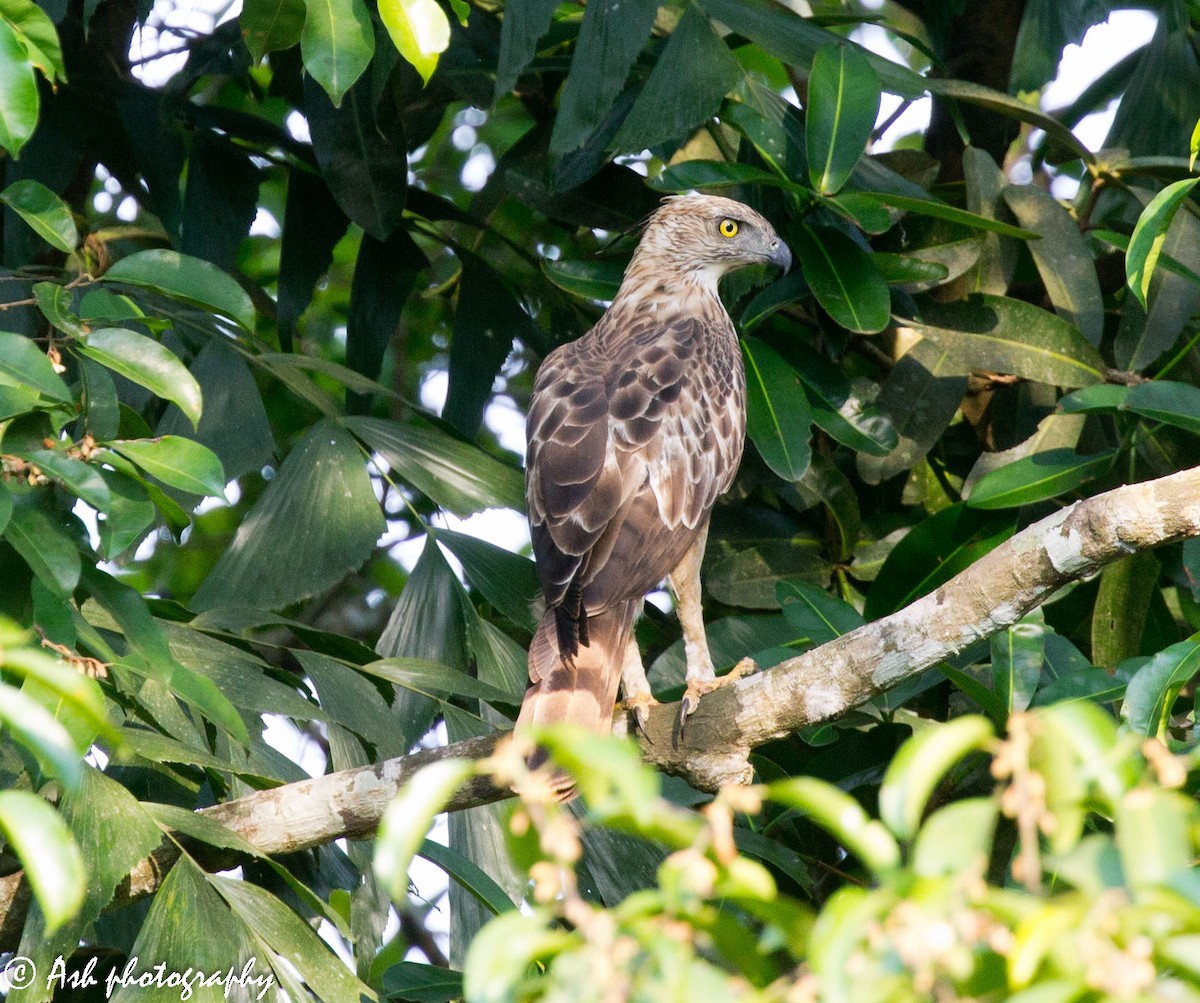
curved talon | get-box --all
[677,658,759,738]
[618,693,659,739]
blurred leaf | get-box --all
[878,715,994,840]
[382,962,464,1003]
[0,682,83,786]
[1126,177,1200,308]
[76,328,203,428]
[794,224,890,334]
[0,18,38,158]
[806,42,879,195]
[192,419,386,611]
[348,415,525,515]
[277,170,349,351]
[1092,551,1159,672]
[993,613,1045,713]
[374,758,477,901]
[180,131,261,271]
[96,467,155,557]
[418,837,517,917]
[550,0,659,154]
[0,330,71,402]
[102,249,255,331]
[541,256,624,301]
[379,0,450,84]
[1009,0,1109,93]
[1114,788,1196,890]
[5,493,81,596]
[0,179,77,251]
[107,436,227,498]
[741,336,812,481]
[1003,184,1104,346]
[864,504,1016,620]
[240,0,305,60]
[765,777,899,875]
[967,448,1115,510]
[1033,667,1127,706]
[911,798,998,878]
[1122,635,1200,738]
[913,294,1105,388]
[1121,380,1200,435]
[0,790,84,935]
[300,0,373,105]
[613,5,740,152]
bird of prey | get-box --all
[516,194,792,747]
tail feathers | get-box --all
[517,602,637,743]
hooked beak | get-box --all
[768,239,793,273]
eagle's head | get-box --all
[633,194,792,287]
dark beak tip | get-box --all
[770,242,793,274]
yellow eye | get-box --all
[719,218,739,238]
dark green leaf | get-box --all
[1092,552,1160,672]
[0,790,84,934]
[806,42,879,195]
[383,962,464,1002]
[967,448,1115,509]
[33,280,86,337]
[16,448,112,511]
[277,170,349,352]
[180,131,262,271]
[418,837,517,916]
[494,0,559,98]
[0,18,38,158]
[1059,384,1130,414]
[97,467,155,557]
[777,580,863,645]
[0,178,77,251]
[102,249,255,331]
[241,0,305,60]
[741,336,812,481]
[1009,0,1110,93]
[550,0,659,154]
[1033,667,1127,706]
[913,294,1105,388]
[612,5,741,152]
[4,493,81,595]
[1122,380,1200,435]
[0,330,71,402]
[1123,636,1200,737]
[75,327,204,428]
[300,0,373,105]
[793,224,890,334]
[872,252,950,286]
[306,71,407,241]
[863,190,1040,239]
[107,436,227,497]
[541,256,625,301]
[192,418,385,610]
[652,159,799,195]
[436,527,540,633]
[706,537,830,610]
[348,415,525,515]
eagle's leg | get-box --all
[672,527,757,728]
[616,636,657,735]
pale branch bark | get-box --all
[3,464,1200,947]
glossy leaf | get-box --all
[382,962,464,1003]
[863,190,1039,239]
[550,0,659,154]
[240,0,305,60]
[777,580,863,645]
[1,0,64,83]
[913,294,1105,388]
[967,448,1115,509]
[75,327,204,428]
[878,715,994,840]
[348,415,525,516]
[1127,177,1200,308]
[806,42,879,195]
[0,179,78,251]
[16,448,112,511]
[1121,380,1200,435]
[300,0,373,105]
[379,0,450,84]
[192,419,386,611]
[102,249,255,331]
[793,224,890,334]
[4,495,81,595]
[541,256,624,302]
[0,330,71,402]
[992,614,1045,713]
[1122,635,1200,738]
[741,336,812,481]
[108,436,228,498]
[0,17,37,158]
[1058,383,1130,414]
[0,790,85,934]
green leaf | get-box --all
[0,179,77,251]
[436,528,540,633]
[417,837,517,917]
[1122,635,1200,738]
[862,191,1040,239]
[15,448,112,511]
[240,0,306,61]
[1092,551,1159,672]
[1058,383,1129,414]
[374,758,477,901]
[550,0,659,154]
[776,580,863,645]
[102,249,255,331]
[0,330,71,402]
[652,159,799,196]
[741,336,812,481]
[300,0,373,105]
[541,256,625,302]
[706,538,830,610]
[4,494,81,595]
[382,962,464,1003]
[911,797,998,878]
[1003,185,1104,347]
[0,17,38,158]
[1126,177,1200,308]
[1114,787,1196,889]
[967,448,1115,509]
[463,910,570,1003]
[992,614,1045,713]
[913,294,1106,388]
[380,0,450,84]
[1121,380,1200,435]
[877,715,994,840]
[871,252,950,286]
[612,5,741,153]
[0,681,83,787]
[0,790,84,934]
[75,327,203,427]
[362,656,517,706]
[33,279,87,338]
[793,224,890,334]
[493,0,558,98]
[108,436,227,497]
[806,42,879,195]
[1,0,64,81]
[348,415,525,516]
[764,777,900,876]
[192,418,386,611]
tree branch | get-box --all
[4,464,1200,947]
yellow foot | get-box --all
[678,657,759,732]
[617,691,660,737]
